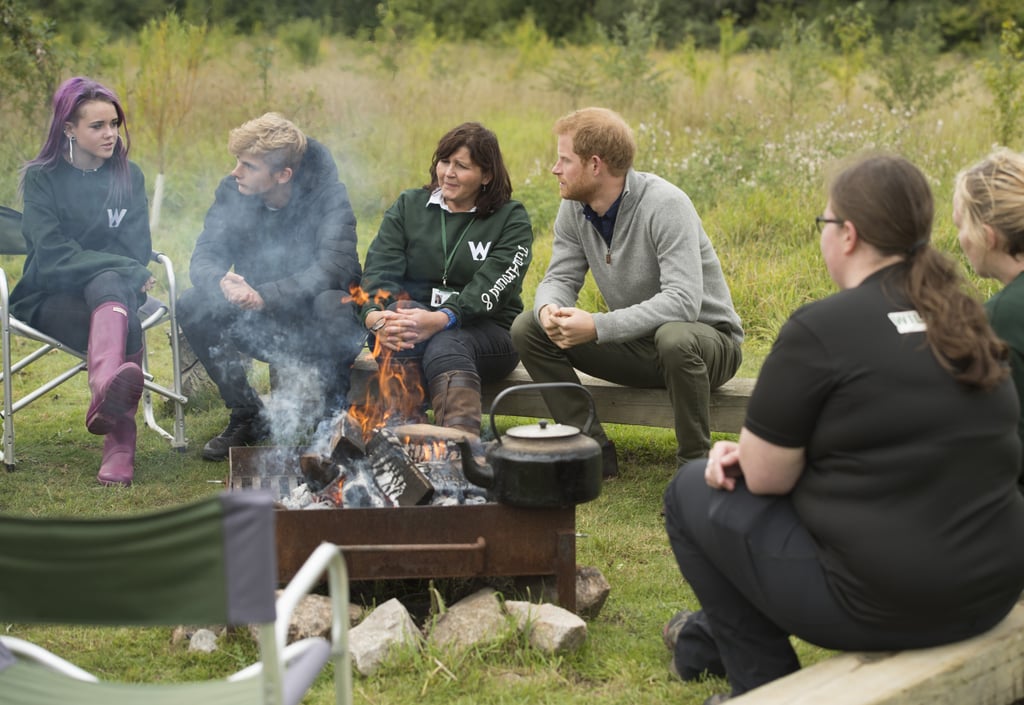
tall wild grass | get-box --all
[0,33,1009,371]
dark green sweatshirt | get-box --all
[12,159,151,323]
[360,188,533,329]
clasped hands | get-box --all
[539,305,597,349]
[367,307,447,352]
[220,272,265,311]
[704,440,743,491]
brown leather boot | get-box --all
[86,302,143,435]
[429,370,482,435]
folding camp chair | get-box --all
[0,490,352,705]
[0,205,187,469]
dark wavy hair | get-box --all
[829,153,1008,389]
[19,76,132,205]
[426,122,512,219]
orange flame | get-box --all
[324,478,344,507]
[345,285,425,440]
[409,439,450,463]
[344,283,394,307]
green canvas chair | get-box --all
[0,490,352,705]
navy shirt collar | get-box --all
[581,192,623,247]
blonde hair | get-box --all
[954,148,1024,257]
[554,107,635,176]
[228,112,307,172]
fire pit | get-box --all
[228,445,578,612]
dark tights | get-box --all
[31,271,143,353]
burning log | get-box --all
[390,424,489,505]
[299,453,340,493]
[365,428,434,506]
[327,409,367,460]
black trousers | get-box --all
[177,286,365,414]
[663,460,1016,697]
[31,271,143,354]
[373,301,519,385]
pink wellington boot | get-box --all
[97,412,136,486]
[97,349,142,487]
[86,302,144,435]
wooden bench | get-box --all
[348,351,755,435]
[730,601,1024,705]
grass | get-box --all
[0,29,1007,704]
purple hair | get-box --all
[20,76,133,204]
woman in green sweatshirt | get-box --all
[359,122,533,435]
[12,76,154,487]
[954,147,1024,491]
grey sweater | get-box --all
[534,169,743,345]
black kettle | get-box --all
[458,383,603,508]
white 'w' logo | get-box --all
[467,241,492,261]
[107,209,127,228]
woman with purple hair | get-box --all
[11,76,155,486]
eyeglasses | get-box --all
[814,216,845,233]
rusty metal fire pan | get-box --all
[228,446,578,612]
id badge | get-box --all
[431,287,456,307]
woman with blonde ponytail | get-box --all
[955,148,1024,490]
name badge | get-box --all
[887,310,926,334]
[431,287,457,308]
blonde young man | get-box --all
[511,107,743,476]
[177,113,364,460]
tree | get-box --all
[0,0,66,125]
[982,19,1024,146]
[132,11,206,231]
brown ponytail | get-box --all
[831,153,1008,389]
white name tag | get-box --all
[887,310,926,334]
[430,287,456,307]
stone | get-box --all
[427,587,509,650]
[188,628,218,653]
[349,597,421,676]
[574,565,611,620]
[247,591,363,643]
[505,601,588,654]
[515,564,611,619]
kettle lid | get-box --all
[506,419,581,439]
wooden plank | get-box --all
[730,603,1024,705]
[348,352,754,434]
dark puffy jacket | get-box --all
[188,138,360,313]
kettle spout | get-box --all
[458,437,494,489]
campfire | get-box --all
[288,415,488,510]
[280,293,489,510]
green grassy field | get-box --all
[0,30,1013,704]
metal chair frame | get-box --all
[0,206,187,468]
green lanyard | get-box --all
[440,210,476,286]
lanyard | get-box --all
[440,210,475,286]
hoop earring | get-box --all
[67,135,75,165]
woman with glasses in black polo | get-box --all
[661,153,1024,704]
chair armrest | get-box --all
[274,542,352,705]
[150,251,179,307]
[275,543,349,653]
[0,636,100,682]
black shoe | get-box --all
[202,409,270,461]
[663,609,695,651]
[601,440,619,478]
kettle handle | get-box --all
[488,382,597,442]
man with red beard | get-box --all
[511,107,743,477]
